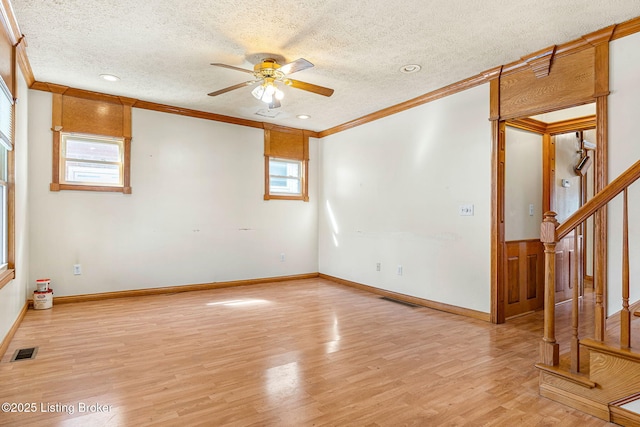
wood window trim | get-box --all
[50,91,133,194]
[263,156,309,202]
[51,132,132,194]
[0,55,15,291]
[263,125,310,202]
[0,268,15,291]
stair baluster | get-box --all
[621,187,631,349]
[540,211,560,366]
[571,225,580,372]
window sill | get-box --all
[50,183,132,194]
[0,268,15,291]
[264,194,309,202]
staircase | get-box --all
[535,159,640,426]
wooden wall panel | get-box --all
[554,232,577,303]
[508,257,520,304]
[505,240,544,318]
[500,48,595,120]
[62,95,124,137]
[527,254,539,300]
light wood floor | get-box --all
[0,278,614,426]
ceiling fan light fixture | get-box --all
[253,81,284,106]
[262,91,273,104]
[251,84,265,100]
[209,57,333,106]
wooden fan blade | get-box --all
[210,63,254,74]
[207,80,259,96]
[287,79,334,97]
[279,58,314,75]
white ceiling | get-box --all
[10,1,640,132]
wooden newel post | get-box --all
[540,211,560,366]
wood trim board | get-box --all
[0,301,27,359]
[319,273,491,322]
[28,273,320,305]
[22,272,491,325]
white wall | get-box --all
[554,132,582,223]
[585,129,596,278]
[28,91,318,296]
[505,127,543,241]
[318,84,491,313]
[0,70,29,344]
[608,31,640,315]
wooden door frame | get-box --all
[499,116,596,320]
[490,31,612,324]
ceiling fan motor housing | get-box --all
[254,59,285,81]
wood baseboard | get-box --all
[610,405,640,427]
[29,273,320,306]
[0,302,28,359]
[319,273,491,322]
[539,382,610,421]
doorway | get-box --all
[502,104,596,319]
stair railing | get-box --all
[540,158,640,370]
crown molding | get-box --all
[0,0,34,86]
[318,70,492,138]
[30,81,321,137]
[0,0,19,44]
[19,11,640,140]
[507,117,548,134]
[611,15,640,40]
[583,25,616,46]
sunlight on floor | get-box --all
[206,299,270,307]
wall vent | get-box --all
[380,296,420,308]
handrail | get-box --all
[557,158,640,240]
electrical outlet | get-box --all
[459,204,474,216]
[376,262,381,272]
[280,253,285,262]
[397,265,403,276]
[529,204,535,216]
[73,264,82,275]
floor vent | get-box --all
[10,347,38,362]
[380,296,420,308]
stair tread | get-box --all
[581,338,640,362]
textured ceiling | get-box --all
[10,1,640,132]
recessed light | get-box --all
[400,64,421,74]
[99,74,120,82]
[297,114,310,120]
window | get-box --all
[263,125,309,201]
[50,92,133,193]
[268,158,302,195]
[0,142,9,269]
[0,74,13,284]
[60,133,124,186]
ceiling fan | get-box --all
[207,57,334,109]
